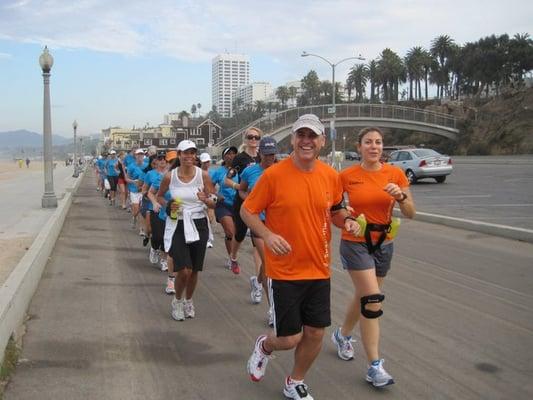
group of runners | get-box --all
[94,114,416,400]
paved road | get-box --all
[5,175,533,399]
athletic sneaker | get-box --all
[160,256,168,272]
[224,258,232,270]
[184,299,195,319]
[142,236,149,247]
[139,228,145,237]
[250,276,262,304]
[283,377,314,400]
[230,259,240,275]
[206,240,213,248]
[366,359,395,387]
[149,247,159,264]
[131,216,137,228]
[171,298,184,321]
[267,307,275,328]
[331,327,355,361]
[247,335,271,382]
[165,277,175,295]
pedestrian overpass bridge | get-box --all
[210,103,460,156]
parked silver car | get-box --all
[388,148,453,183]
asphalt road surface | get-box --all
[4,175,533,400]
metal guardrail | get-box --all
[212,103,459,154]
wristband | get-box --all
[232,182,238,190]
[397,192,408,203]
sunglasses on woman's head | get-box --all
[246,135,261,140]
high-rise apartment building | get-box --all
[233,82,273,112]
[212,53,250,117]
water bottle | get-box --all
[389,217,401,239]
[170,197,182,220]
[356,214,367,237]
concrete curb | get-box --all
[0,173,84,364]
[394,208,533,243]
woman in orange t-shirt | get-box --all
[331,127,416,388]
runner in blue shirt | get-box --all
[105,150,120,206]
[210,146,238,268]
[125,149,146,234]
[239,137,278,319]
[144,152,168,264]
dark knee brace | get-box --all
[360,294,385,319]
[225,234,233,241]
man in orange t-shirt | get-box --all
[241,114,360,400]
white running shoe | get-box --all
[171,298,184,321]
[184,299,195,319]
[267,307,275,328]
[283,377,314,400]
[139,228,145,237]
[331,327,355,361]
[149,247,159,264]
[165,277,175,295]
[247,335,271,382]
[160,256,168,272]
[366,359,395,387]
[250,276,263,304]
[206,240,213,248]
[224,258,232,270]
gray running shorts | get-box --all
[339,240,394,277]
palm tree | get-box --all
[275,86,290,109]
[191,104,197,118]
[301,70,321,105]
[178,110,190,119]
[347,64,369,102]
[430,35,455,98]
[376,48,406,102]
[254,100,265,115]
[196,103,202,118]
[288,86,298,107]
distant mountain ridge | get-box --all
[0,130,70,148]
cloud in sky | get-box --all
[1,0,532,62]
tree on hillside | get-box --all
[178,110,190,119]
[288,86,298,107]
[191,104,197,117]
[368,60,378,102]
[509,33,533,85]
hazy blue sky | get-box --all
[0,0,531,137]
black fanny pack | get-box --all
[364,223,391,254]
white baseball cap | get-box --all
[199,153,211,163]
[292,114,325,136]
[134,148,144,155]
[109,150,117,155]
[177,140,197,152]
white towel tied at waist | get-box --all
[163,205,213,250]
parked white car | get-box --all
[388,148,453,183]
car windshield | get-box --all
[413,149,441,158]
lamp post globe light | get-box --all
[39,46,58,208]
[301,51,365,169]
[72,120,79,177]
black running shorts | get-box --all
[168,218,209,272]
[269,279,331,337]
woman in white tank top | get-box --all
[157,140,217,321]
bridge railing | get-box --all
[213,103,458,153]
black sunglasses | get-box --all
[246,135,261,140]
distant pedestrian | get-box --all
[241,114,360,400]
[25,158,30,168]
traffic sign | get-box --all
[328,107,336,114]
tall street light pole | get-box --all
[301,51,365,169]
[72,120,79,177]
[39,46,57,208]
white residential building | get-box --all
[233,82,273,111]
[212,53,250,117]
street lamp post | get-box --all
[301,51,365,169]
[72,120,79,177]
[39,46,58,208]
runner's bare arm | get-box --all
[156,173,170,206]
[384,184,416,218]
